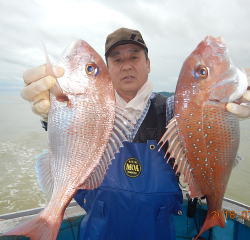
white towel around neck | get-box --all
[115,79,153,121]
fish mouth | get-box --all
[208,67,248,103]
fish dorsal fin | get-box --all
[42,41,69,102]
[35,150,54,199]
[80,106,135,190]
[159,117,203,197]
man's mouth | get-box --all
[122,76,134,80]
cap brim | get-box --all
[105,40,148,57]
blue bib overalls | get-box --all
[74,94,183,240]
[75,142,183,240]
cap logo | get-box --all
[130,34,145,44]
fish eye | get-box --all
[85,62,98,75]
[200,69,206,76]
[87,65,93,73]
[197,65,208,78]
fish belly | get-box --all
[48,94,115,191]
[177,101,239,199]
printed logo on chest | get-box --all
[124,157,142,178]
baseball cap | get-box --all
[105,27,148,57]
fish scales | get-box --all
[176,98,239,203]
[2,39,134,240]
[160,36,248,239]
[49,94,114,188]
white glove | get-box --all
[21,64,64,122]
[226,67,250,118]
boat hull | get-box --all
[0,195,249,239]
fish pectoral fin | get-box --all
[35,150,53,199]
[234,153,243,168]
[189,174,203,199]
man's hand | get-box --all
[21,65,64,120]
[226,68,250,118]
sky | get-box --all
[0,0,250,95]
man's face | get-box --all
[107,44,150,101]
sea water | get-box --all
[0,95,249,215]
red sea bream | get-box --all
[2,40,134,240]
[159,36,248,239]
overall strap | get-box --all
[133,93,177,169]
[152,93,169,143]
[133,93,168,145]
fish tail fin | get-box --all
[2,208,63,240]
[195,210,225,240]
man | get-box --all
[21,28,250,240]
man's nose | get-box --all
[122,59,132,71]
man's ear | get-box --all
[147,58,150,73]
[106,58,109,69]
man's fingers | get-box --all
[31,100,50,115]
[226,102,250,118]
[20,76,56,101]
[228,68,250,119]
[23,65,65,85]
[21,64,65,119]
[242,67,250,76]
[32,91,50,102]
[243,90,250,102]
[23,65,46,85]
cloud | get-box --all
[0,0,250,95]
